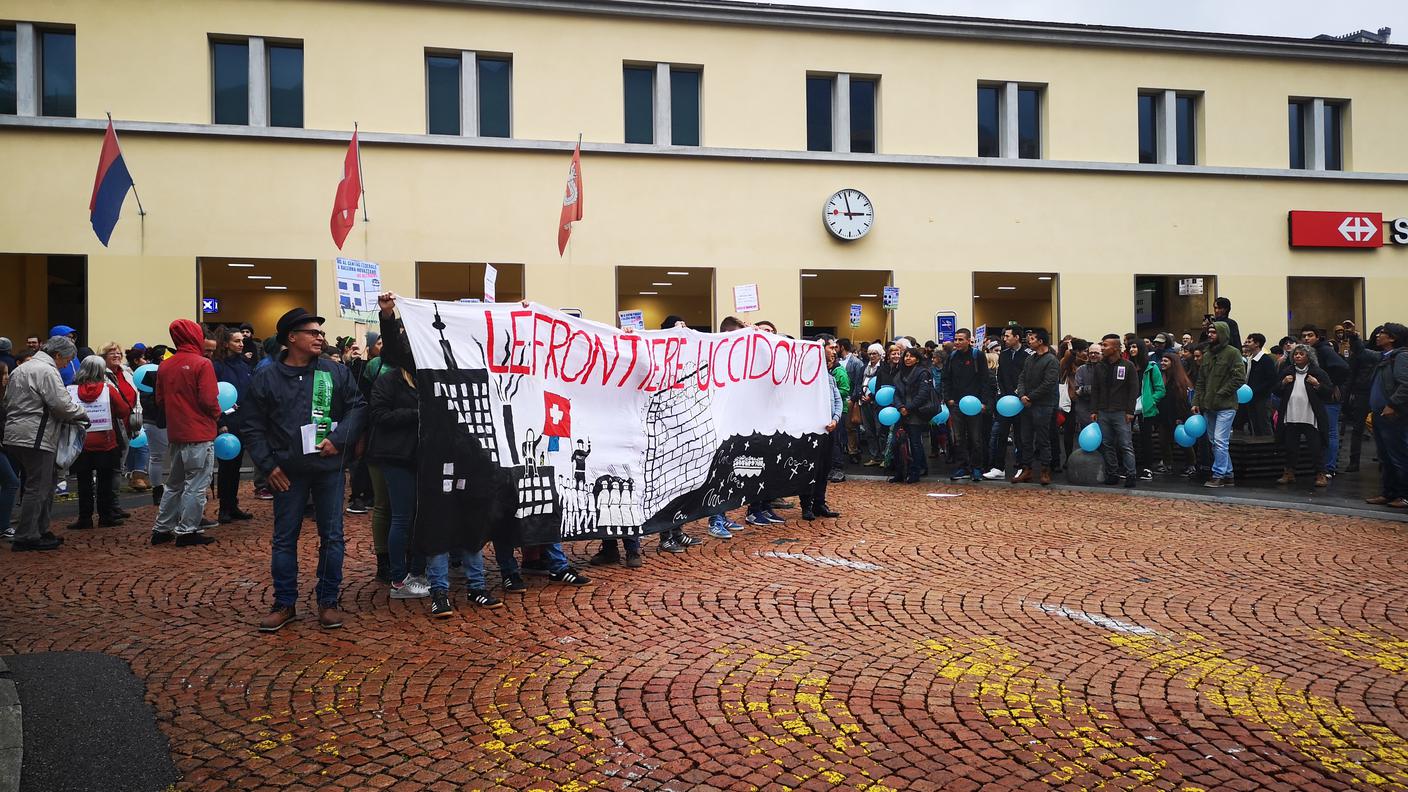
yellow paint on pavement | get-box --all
[1308,628,1408,676]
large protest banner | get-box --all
[396,299,831,549]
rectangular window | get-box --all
[477,57,511,138]
[623,66,654,144]
[212,40,249,125]
[1174,94,1196,165]
[670,68,700,147]
[1323,102,1343,171]
[0,27,16,115]
[1288,100,1307,170]
[1137,93,1157,164]
[849,77,876,154]
[267,43,303,128]
[977,85,1000,158]
[806,75,833,152]
[39,29,75,118]
[1016,87,1040,159]
[425,54,460,135]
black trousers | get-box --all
[217,453,243,511]
[1284,423,1323,474]
[72,447,120,520]
[951,411,987,471]
[802,432,833,509]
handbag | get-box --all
[1059,380,1073,414]
[55,422,86,470]
[848,401,862,426]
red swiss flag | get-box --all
[557,141,583,256]
[330,131,362,249]
[543,392,572,437]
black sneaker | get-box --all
[199,517,218,530]
[588,548,621,566]
[345,498,369,515]
[521,558,552,577]
[548,568,590,586]
[625,552,643,569]
[658,537,686,554]
[176,533,216,547]
[502,572,528,593]
[676,533,703,548]
[430,589,454,618]
[151,531,173,546]
[11,535,61,552]
[1138,469,1154,481]
[467,589,504,608]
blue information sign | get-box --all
[201,297,220,314]
[936,312,957,343]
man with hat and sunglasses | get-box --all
[243,308,367,632]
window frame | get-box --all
[424,50,462,136]
[36,25,76,118]
[210,37,250,125]
[622,63,656,145]
[977,81,1043,159]
[265,39,303,129]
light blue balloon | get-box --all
[866,377,876,394]
[217,381,238,412]
[931,406,950,426]
[1183,414,1207,439]
[959,395,982,416]
[213,433,242,461]
[133,363,158,394]
[1237,384,1253,404]
[128,430,148,449]
[1174,425,1195,448]
[996,395,1024,418]
[1078,422,1103,453]
[878,406,901,427]
[875,386,896,407]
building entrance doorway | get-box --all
[1134,275,1216,339]
[1287,276,1363,337]
[417,262,525,303]
[197,257,316,343]
[616,267,713,331]
[0,254,86,347]
[972,272,1057,339]
[800,270,891,342]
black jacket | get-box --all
[942,347,994,405]
[212,355,255,434]
[1014,349,1059,406]
[367,369,419,468]
[1312,340,1350,401]
[894,362,935,423]
[1274,361,1333,449]
[995,346,1032,397]
[1246,353,1278,401]
[1374,347,1408,414]
[1089,357,1139,414]
[242,354,367,477]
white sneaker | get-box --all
[390,575,431,599]
[982,467,1005,480]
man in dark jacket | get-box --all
[1240,333,1277,436]
[1343,327,1380,472]
[245,308,367,632]
[941,328,993,480]
[984,326,1030,480]
[1089,333,1140,487]
[1193,321,1247,487]
[153,319,222,547]
[1300,324,1350,474]
[1011,328,1058,485]
[1366,323,1408,508]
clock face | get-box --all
[823,189,874,240]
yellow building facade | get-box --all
[3,0,1408,348]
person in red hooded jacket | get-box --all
[66,355,133,530]
[152,319,221,547]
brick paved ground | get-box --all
[2,481,1406,791]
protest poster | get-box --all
[617,310,644,330]
[335,257,381,322]
[849,304,862,328]
[733,284,760,314]
[882,286,899,310]
[484,264,498,303]
[395,299,831,549]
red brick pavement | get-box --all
[2,481,1406,791]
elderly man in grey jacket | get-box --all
[3,336,90,551]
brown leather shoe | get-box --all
[1039,468,1051,486]
[1010,468,1032,484]
[318,606,347,629]
[1365,496,1390,505]
[258,605,296,632]
[1389,498,1408,509]
[129,472,151,492]
[1275,470,1295,485]
[1314,473,1328,488]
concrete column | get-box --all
[1159,89,1177,165]
[461,51,478,136]
[832,73,850,153]
[15,23,36,116]
[248,37,267,127]
[1000,81,1019,158]
[1309,97,1326,171]
[654,62,671,146]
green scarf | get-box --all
[312,369,334,445]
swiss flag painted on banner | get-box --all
[543,392,572,437]
[557,141,583,255]
[330,131,362,249]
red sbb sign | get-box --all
[1288,211,1383,248]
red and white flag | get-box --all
[557,140,583,255]
[330,130,362,249]
[543,391,572,437]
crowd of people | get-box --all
[2,294,1406,631]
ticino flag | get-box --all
[330,131,362,250]
[89,121,135,247]
[557,141,583,255]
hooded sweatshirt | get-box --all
[73,381,132,453]
[156,319,221,444]
[1193,321,1247,412]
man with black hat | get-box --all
[243,308,367,632]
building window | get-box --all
[267,43,303,128]
[1289,97,1347,171]
[424,51,513,138]
[808,73,878,153]
[850,77,876,154]
[623,65,654,144]
[977,82,1041,159]
[0,27,17,115]
[212,40,249,125]
[38,28,75,117]
[478,56,511,138]
[670,68,700,147]
[1138,90,1199,165]
[806,75,832,152]
[623,62,701,146]
[425,54,460,135]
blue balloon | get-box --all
[213,433,242,461]
[1183,414,1207,440]
[1237,384,1253,404]
[878,406,901,427]
[996,395,1024,418]
[1078,423,1103,453]
[128,430,148,449]
[959,395,983,416]
[875,386,896,407]
[866,377,876,394]
[931,406,950,426]
[133,363,158,394]
[217,381,238,412]
[1174,426,1195,448]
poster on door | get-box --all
[335,257,381,323]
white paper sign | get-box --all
[733,284,760,314]
[335,258,382,322]
[617,310,645,330]
[484,264,498,303]
[67,385,112,433]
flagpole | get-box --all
[107,112,146,217]
[355,121,369,222]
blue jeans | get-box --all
[988,413,1023,470]
[1096,411,1135,477]
[270,469,345,608]
[427,547,487,591]
[381,464,421,582]
[0,450,19,532]
[1373,410,1408,500]
[1322,402,1342,473]
[125,441,149,475]
[1208,409,1236,479]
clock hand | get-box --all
[843,192,853,215]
